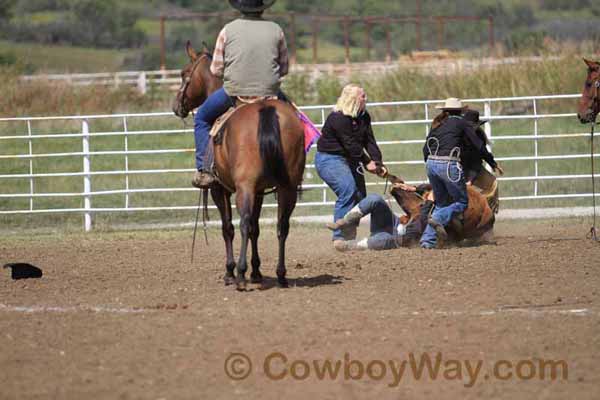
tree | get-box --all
[0,0,16,21]
[67,0,146,48]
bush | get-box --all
[4,0,147,48]
[503,30,547,55]
[121,45,163,71]
[0,50,16,65]
[0,0,16,20]
[540,0,591,11]
[315,75,343,104]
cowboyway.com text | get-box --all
[224,351,568,387]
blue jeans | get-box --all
[357,194,401,250]
[193,88,234,170]
[315,152,366,240]
[420,159,468,248]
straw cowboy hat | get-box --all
[229,0,276,12]
[463,109,489,126]
[435,97,467,110]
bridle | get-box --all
[584,72,600,121]
[177,53,210,117]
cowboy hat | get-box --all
[463,109,489,126]
[435,97,467,110]
[228,0,276,12]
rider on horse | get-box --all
[192,0,288,188]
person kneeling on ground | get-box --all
[326,191,433,251]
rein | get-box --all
[178,53,211,117]
[588,123,599,242]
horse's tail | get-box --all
[258,105,290,186]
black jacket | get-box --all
[423,115,496,169]
[317,111,382,165]
[461,126,497,180]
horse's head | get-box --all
[578,58,600,124]
[388,175,432,219]
[172,41,217,118]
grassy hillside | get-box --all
[1,0,599,72]
[0,41,125,73]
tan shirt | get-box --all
[210,17,289,97]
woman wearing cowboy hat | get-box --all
[191,0,289,188]
[420,98,500,249]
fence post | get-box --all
[312,17,319,64]
[385,18,392,63]
[160,16,166,70]
[483,101,492,141]
[483,101,494,177]
[82,120,92,232]
[533,98,539,197]
[137,71,147,95]
[436,18,445,50]
[27,120,34,211]
[343,16,350,65]
[364,18,371,61]
[289,12,297,65]
[424,103,430,137]
[488,16,495,56]
[123,117,130,209]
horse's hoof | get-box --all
[236,277,248,291]
[224,274,235,286]
[250,273,263,284]
[278,278,289,288]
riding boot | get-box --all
[192,170,216,189]
[326,205,364,231]
[333,237,369,252]
[448,212,464,241]
[427,217,448,248]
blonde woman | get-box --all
[315,84,384,249]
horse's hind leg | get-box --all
[235,188,255,291]
[276,186,297,288]
[211,186,236,285]
[250,195,264,284]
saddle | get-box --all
[203,96,279,176]
[470,168,500,214]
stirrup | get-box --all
[192,170,216,189]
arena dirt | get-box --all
[1,219,599,399]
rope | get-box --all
[202,188,209,245]
[190,190,202,264]
[382,174,399,235]
[447,147,463,183]
[587,124,599,241]
[190,188,210,265]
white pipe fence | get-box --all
[0,94,598,232]
[20,70,181,94]
[19,57,560,94]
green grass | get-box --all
[0,41,127,73]
[136,18,162,37]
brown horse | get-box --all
[388,176,495,245]
[578,58,600,124]
[173,41,305,290]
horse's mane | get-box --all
[431,111,449,130]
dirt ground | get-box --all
[1,219,600,400]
